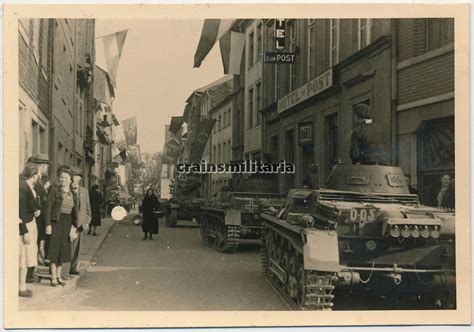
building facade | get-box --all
[260,19,393,193]
[395,18,454,206]
[209,97,233,195]
[19,18,119,195]
[19,18,51,168]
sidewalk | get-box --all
[19,217,117,310]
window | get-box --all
[257,23,263,62]
[218,115,222,130]
[325,113,339,178]
[213,145,217,163]
[248,30,255,67]
[330,19,340,66]
[223,110,227,127]
[228,109,232,126]
[308,19,316,80]
[217,144,222,163]
[32,19,41,64]
[213,117,217,134]
[39,126,47,154]
[228,139,232,161]
[288,21,297,90]
[223,142,227,162]
[256,82,262,125]
[31,120,39,155]
[358,19,372,50]
[426,18,454,52]
[40,19,49,73]
[248,87,254,129]
[271,136,279,163]
[58,142,64,165]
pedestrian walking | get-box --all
[44,166,78,287]
[19,164,41,297]
[139,189,160,240]
[61,166,91,279]
[20,153,50,281]
[89,184,103,236]
[349,104,388,165]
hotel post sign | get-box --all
[277,69,333,114]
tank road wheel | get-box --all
[296,263,307,308]
[287,256,299,299]
[166,209,178,227]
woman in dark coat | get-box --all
[89,184,103,236]
[140,189,160,240]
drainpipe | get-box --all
[47,19,55,177]
[391,19,398,166]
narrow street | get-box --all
[26,214,286,311]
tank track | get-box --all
[200,212,240,253]
[260,226,337,310]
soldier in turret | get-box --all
[349,103,389,165]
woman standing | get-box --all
[89,185,103,236]
[140,189,160,240]
[19,164,41,297]
[436,174,452,208]
[44,166,78,287]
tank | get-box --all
[200,177,286,253]
[261,164,456,310]
[165,175,203,227]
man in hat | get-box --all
[349,104,389,165]
[21,154,50,282]
[61,166,91,279]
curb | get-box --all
[19,218,117,309]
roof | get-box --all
[185,75,233,103]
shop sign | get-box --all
[275,19,286,50]
[264,52,296,64]
[278,69,333,114]
[299,122,313,145]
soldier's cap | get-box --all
[28,153,51,165]
[70,166,83,177]
[352,103,372,119]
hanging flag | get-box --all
[169,116,184,135]
[194,19,235,68]
[219,30,246,75]
[162,126,184,165]
[122,116,137,145]
[95,29,128,86]
[189,118,216,164]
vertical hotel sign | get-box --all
[275,19,286,50]
[278,69,333,114]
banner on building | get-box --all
[95,29,128,86]
[162,126,184,165]
[194,19,235,68]
[169,116,184,135]
[219,30,246,75]
[298,122,313,146]
[189,117,216,163]
[122,116,137,145]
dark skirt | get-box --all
[142,213,159,234]
[47,213,72,264]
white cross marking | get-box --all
[244,199,257,213]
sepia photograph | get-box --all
[3,3,471,329]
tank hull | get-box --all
[260,164,456,310]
